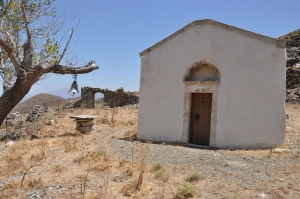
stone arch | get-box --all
[80,87,139,108]
[184,61,220,81]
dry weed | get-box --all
[119,158,130,167]
[74,151,102,164]
[110,108,118,123]
[121,169,146,197]
[91,162,110,173]
[124,130,137,141]
[3,154,23,173]
[136,170,145,190]
[123,166,133,177]
[98,112,109,124]
[145,138,153,144]
[25,177,43,189]
[20,164,34,187]
[38,139,48,152]
[77,163,91,199]
[53,164,67,173]
[0,180,19,198]
[121,180,137,197]
[64,138,79,152]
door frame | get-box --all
[182,81,219,147]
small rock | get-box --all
[46,120,55,125]
[5,141,14,147]
[274,148,290,153]
[259,193,268,198]
[279,178,284,182]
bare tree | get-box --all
[0,0,99,125]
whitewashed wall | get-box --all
[138,22,286,148]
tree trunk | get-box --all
[0,78,33,125]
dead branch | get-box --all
[56,28,73,64]
[20,165,33,187]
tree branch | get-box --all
[0,0,12,18]
[57,28,73,64]
[21,0,31,41]
[0,38,22,77]
[48,61,99,75]
[21,0,33,69]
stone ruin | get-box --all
[26,105,48,122]
[1,105,49,141]
[280,29,300,103]
[5,105,48,125]
[74,87,139,108]
[285,42,300,103]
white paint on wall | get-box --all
[138,20,286,149]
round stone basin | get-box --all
[69,115,99,119]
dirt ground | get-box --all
[0,104,299,199]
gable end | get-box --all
[140,19,285,56]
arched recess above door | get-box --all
[184,61,221,82]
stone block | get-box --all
[76,120,94,126]
[76,125,93,132]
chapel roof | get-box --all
[140,19,285,56]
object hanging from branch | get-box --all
[0,0,99,125]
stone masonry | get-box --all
[80,87,139,108]
[280,29,300,103]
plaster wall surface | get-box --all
[138,23,286,148]
[190,66,219,81]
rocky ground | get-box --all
[0,105,299,199]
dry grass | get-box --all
[0,104,299,198]
[53,164,67,173]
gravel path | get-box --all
[109,136,300,197]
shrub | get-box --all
[152,163,163,171]
[128,120,135,125]
[151,163,169,182]
[185,173,201,182]
[176,182,195,199]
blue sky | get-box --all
[4,0,300,98]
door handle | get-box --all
[195,113,200,120]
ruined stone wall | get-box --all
[80,87,139,108]
[285,42,300,102]
[279,29,300,103]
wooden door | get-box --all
[189,93,212,146]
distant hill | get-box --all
[21,87,81,102]
[11,93,66,114]
[46,87,81,100]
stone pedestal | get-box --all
[69,115,98,134]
